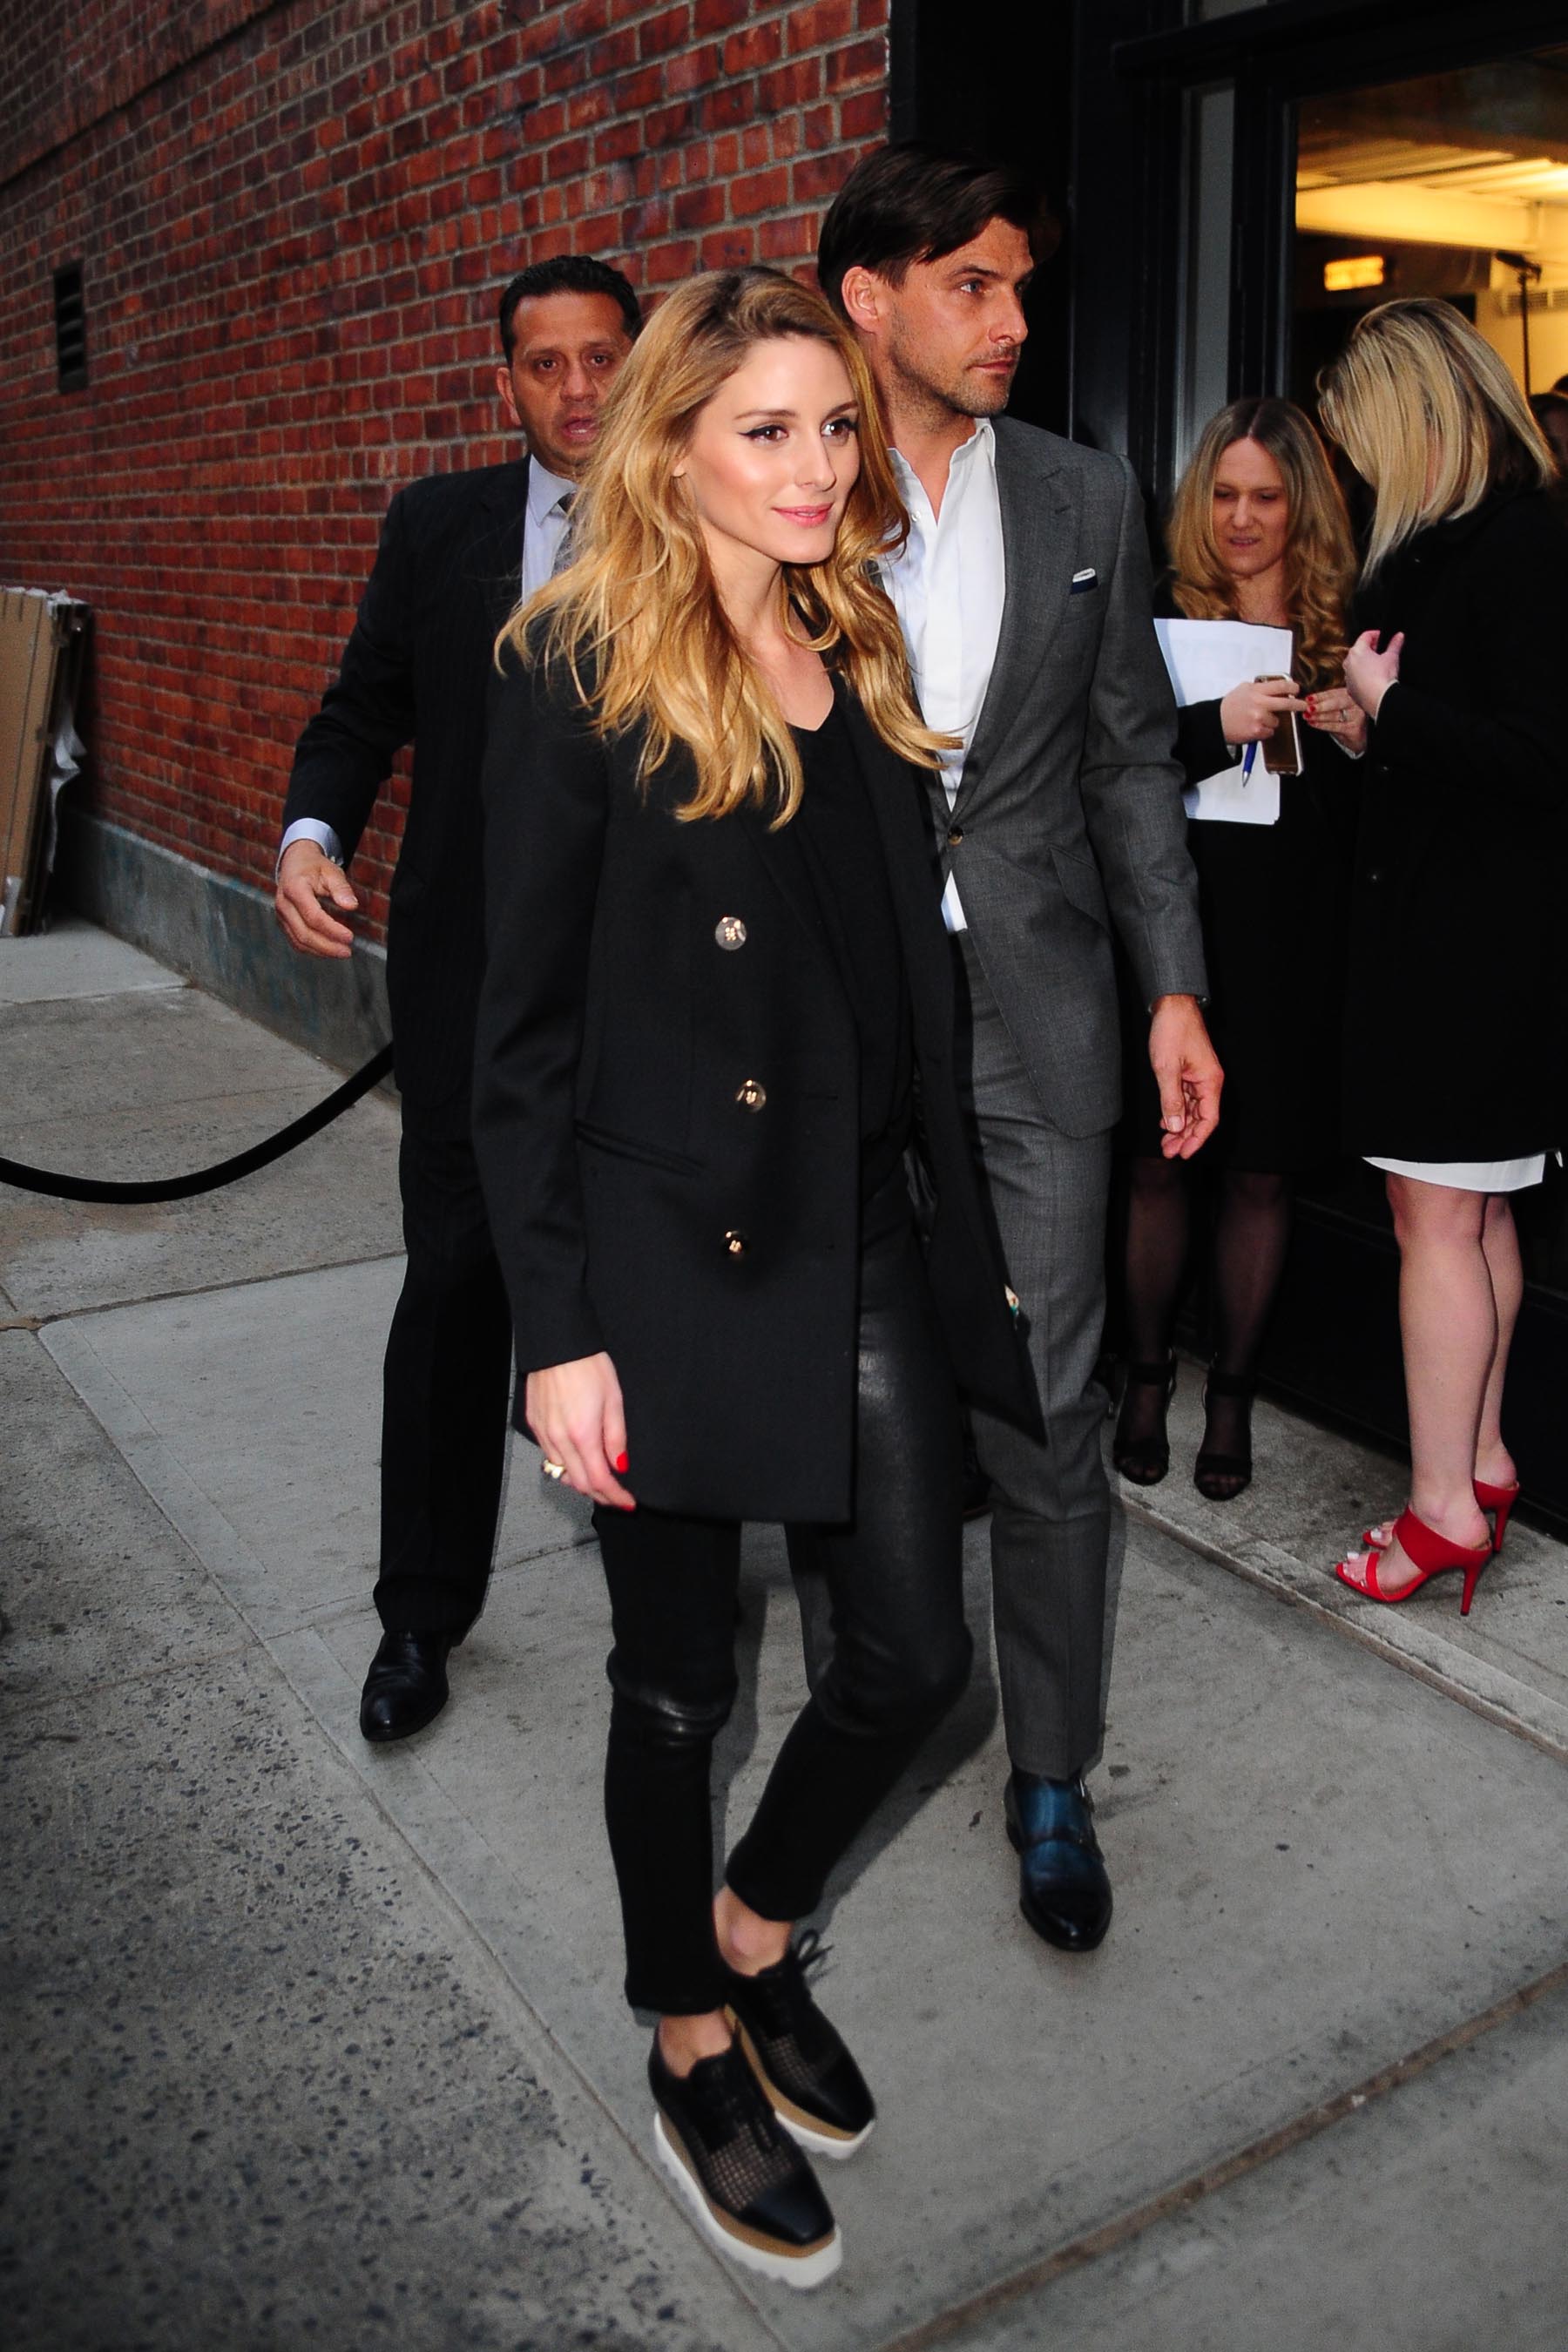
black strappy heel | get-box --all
[1194,1368,1254,1502]
[1112,1355,1177,1487]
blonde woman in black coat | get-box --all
[472,269,1030,2288]
[1320,298,1567,1613]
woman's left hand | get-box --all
[1302,685,1369,754]
[1342,628,1403,722]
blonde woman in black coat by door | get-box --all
[1319,298,1568,1612]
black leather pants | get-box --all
[593,1211,969,2017]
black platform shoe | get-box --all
[649,2033,841,2288]
[359,1629,453,1743]
[724,1930,875,2159]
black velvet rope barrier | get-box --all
[0,1044,395,1205]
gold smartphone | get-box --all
[1254,676,1301,775]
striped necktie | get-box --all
[550,489,578,578]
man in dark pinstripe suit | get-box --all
[274,257,640,1743]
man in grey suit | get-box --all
[821,147,1220,1953]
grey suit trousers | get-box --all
[953,931,1112,1779]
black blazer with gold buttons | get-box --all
[471,643,1035,1524]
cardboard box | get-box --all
[1,588,90,936]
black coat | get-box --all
[1127,596,1359,1171]
[1345,490,1568,1160]
[282,459,531,1122]
[471,650,1036,1525]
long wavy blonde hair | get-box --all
[1168,397,1355,690]
[498,266,946,824]
[1318,297,1554,573]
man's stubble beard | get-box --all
[885,314,1016,429]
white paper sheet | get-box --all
[1153,617,1295,826]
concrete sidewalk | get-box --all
[3,919,1566,2352]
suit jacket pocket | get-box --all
[576,1119,703,1179]
[1050,841,1111,931]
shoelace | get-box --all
[747,1931,835,2062]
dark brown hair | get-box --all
[817,143,1051,316]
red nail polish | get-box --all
[613,1452,630,1473]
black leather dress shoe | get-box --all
[360,1630,453,1743]
[1004,1771,1113,1953]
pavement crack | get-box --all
[15,1250,407,1326]
[871,1955,1568,2352]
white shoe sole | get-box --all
[652,2112,842,2289]
[774,2108,875,2161]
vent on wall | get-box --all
[53,262,87,391]
[1497,283,1568,316]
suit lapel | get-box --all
[953,422,1075,814]
[470,456,531,639]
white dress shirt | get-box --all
[519,456,576,600]
[278,454,575,871]
[880,420,1005,932]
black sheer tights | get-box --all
[1118,1158,1293,1473]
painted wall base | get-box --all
[54,811,392,1081]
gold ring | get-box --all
[540,1457,566,1482]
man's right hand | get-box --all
[274,840,359,958]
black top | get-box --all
[1343,488,1568,1159]
[1120,591,1358,1171]
[1164,674,1357,1172]
[791,701,914,1233]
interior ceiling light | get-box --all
[1323,254,1386,292]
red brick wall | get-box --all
[0,0,889,940]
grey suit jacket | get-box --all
[931,417,1206,1137]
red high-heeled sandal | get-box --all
[1473,1477,1520,1557]
[1335,1508,1493,1616]
[1363,1477,1521,1558]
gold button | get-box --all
[715,916,747,950]
[947,827,963,847]
[735,1078,767,1112]
[724,1229,748,1257]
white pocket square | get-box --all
[1070,567,1098,593]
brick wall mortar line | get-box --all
[0,0,313,197]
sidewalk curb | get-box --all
[1124,1488,1568,1767]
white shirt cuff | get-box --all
[276,818,345,880]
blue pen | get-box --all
[1241,741,1257,785]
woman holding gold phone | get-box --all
[1114,396,1360,1500]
